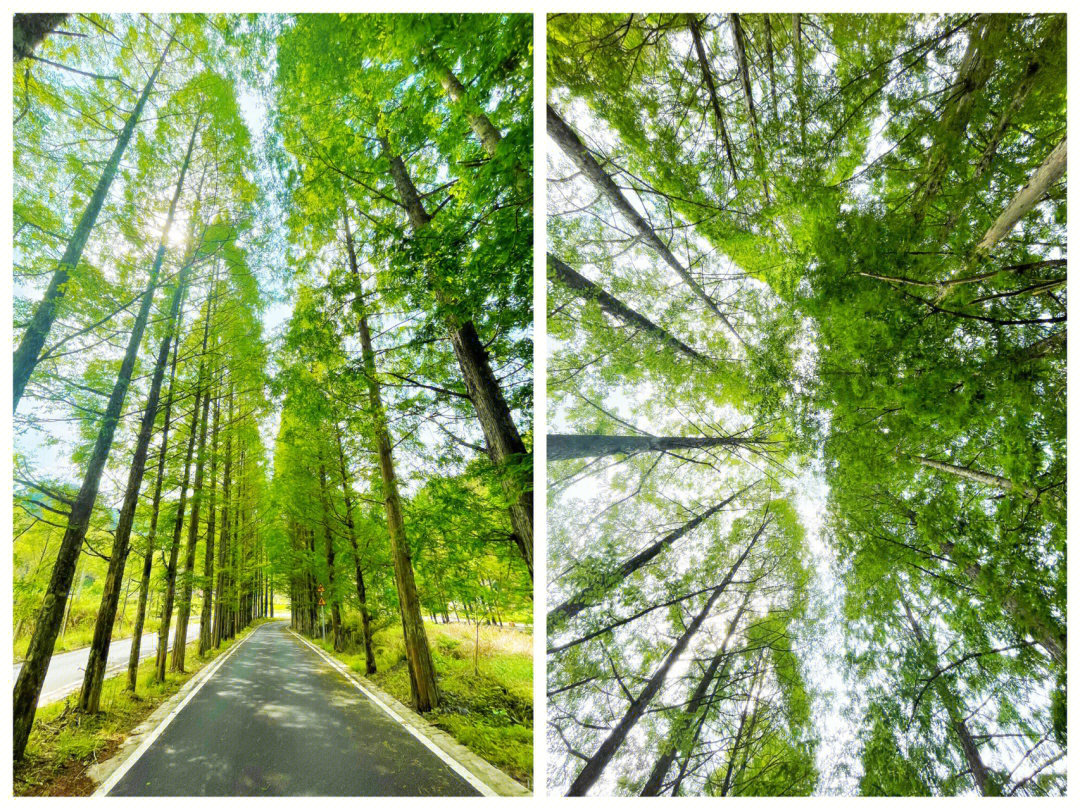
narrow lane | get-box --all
[108,621,481,796]
[13,622,201,706]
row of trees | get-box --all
[547,12,1064,796]
[256,13,534,712]
[13,14,273,760]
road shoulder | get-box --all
[287,628,530,797]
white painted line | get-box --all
[288,629,499,797]
[92,623,268,797]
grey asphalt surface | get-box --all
[13,622,200,706]
[108,621,482,796]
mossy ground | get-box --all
[13,621,268,796]
[310,617,533,789]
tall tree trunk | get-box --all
[198,358,221,656]
[548,433,768,461]
[343,213,439,711]
[171,278,217,673]
[640,592,751,795]
[549,482,758,629]
[12,110,193,757]
[793,14,805,148]
[900,594,994,795]
[374,154,534,577]
[912,454,1042,501]
[13,13,68,61]
[431,58,530,200]
[687,15,738,179]
[335,421,376,673]
[212,385,234,649]
[318,462,344,652]
[728,14,770,202]
[78,258,193,712]
[567,575,740,794]
[12,36,172,410]
[549,253,716,367]
[547,104,745,347]
[127,319,182,690]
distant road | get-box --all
[107,622,481,796]
[13,622,201,706]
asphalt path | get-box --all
[13,622,201,706]
[108,621,481,796]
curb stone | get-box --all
[288,627,531,797]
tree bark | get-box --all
[566,513,768,796]
[912,454,1041,501]
[547,104,745,346]
[13,36,172,410]
[318,462,344,652]
[548,433,768,461]
[549,481,757,630]
[687,16,738,180]
[377,148,534,577]
[12,110,192,757]
[728,14,770,202]
[78,257,193,712]
[198,358,221,656]
[212,385,234,649]
[549,252,716,367]
[13,14,68,61]
[335,421,376,674]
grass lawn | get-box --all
[310,618,533,789]
[13,620,269,796]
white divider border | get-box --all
[287,628,500,797]
[92,622,268,796]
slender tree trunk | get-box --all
[687,16,738,180]
[343,214,439,710]
[912,454,1042,501]
[548,433,768,461]
[567,581,732,794]
[171,277,216,673]
[728,14,770,202]
[550,483,758,629]
[127,328,179,691]
[212,385,234,649]
[335,422,376,673]
[900,595,993,795]
[12,36,172,409]
[793,15,805,148]
[198,360,221,656]
[374,155,535,577]
[318,463,344,652]
[13,13,68,61]
[78,259,193,712]
[12,110,194,757]
[547,104,745,347]
[549,253,716,367]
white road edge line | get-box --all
[288,628,499,798]
[92,623,269,797]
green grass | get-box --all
[310,617,533,789]
[14,619,271,796]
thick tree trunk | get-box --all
[547,104,745,347]
[13,14,68,61]
[11,159,177,759]
[549,253,716,367]
[548,433,767,461]
[335,422,376,674]
[640,593,750,795]
[171,277,216,673]
[13,37,172,410]
[549,481,757,630]
[376,150,534,577]
[78,260,193,712]
[688,16,738,179]
[127,325,182,690]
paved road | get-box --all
[108,621,481,796]
[13,622,201,706]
